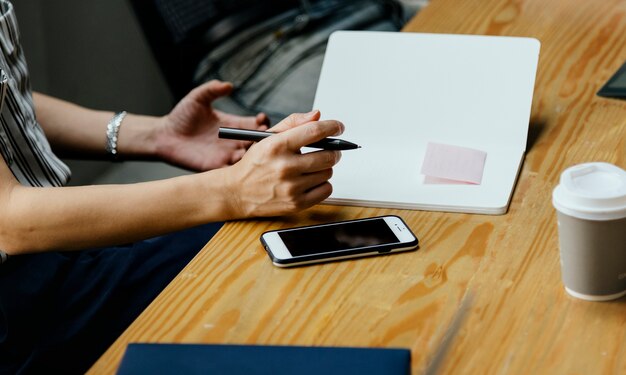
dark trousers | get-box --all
[0,222,223,375]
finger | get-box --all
[296,150,342,174]
[256,113,270,126]
[282,170,333,209]
[298,169,334,192]
[188,80,233,106]
[280,120,345,152]
[271,110,321,132]
[220,112,268,131]
[299,181,334,208]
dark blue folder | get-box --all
[116,343,411,375]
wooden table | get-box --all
[90,0,626,373]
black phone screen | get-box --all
[598,61,626,98]
[278,218,400,257]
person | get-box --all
[0,1,343,373]
[132,0,418,124]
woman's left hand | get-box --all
[155,80,269,171]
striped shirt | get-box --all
[0,0,70,187]
[0,0,71,264]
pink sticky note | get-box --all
[421,142,487,185]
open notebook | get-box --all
[313,31,540,214]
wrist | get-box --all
[205,167,244,221]
[173,168,242,224]
[114,113,160,160]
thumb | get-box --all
[187,80,233,106]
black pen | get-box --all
[218,127,361,150]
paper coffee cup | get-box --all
[552,162,626,301]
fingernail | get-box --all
[335,151,342,163]
[337,121,345,135]
[307,109,319,117]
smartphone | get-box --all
[260,215,419,267]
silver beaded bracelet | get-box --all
[105,111,127,161]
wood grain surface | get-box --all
[90,0,626,373]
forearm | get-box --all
[33,92,160,159]
[0,170,235,254]
[0,112,344,255]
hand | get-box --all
[154,80,269,171]
[221,110,344,218]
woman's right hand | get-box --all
[220,110,344,219]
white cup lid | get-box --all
[552,162,626,220]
